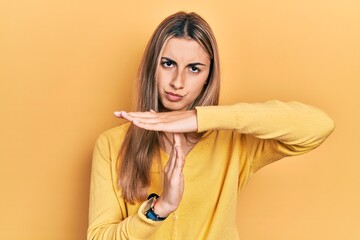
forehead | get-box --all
[161,37,210,63]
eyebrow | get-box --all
[161,57,206,67]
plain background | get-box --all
[1,0,359,239]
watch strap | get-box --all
[144,193,167,221]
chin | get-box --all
[163,105,185,112]
[161,100,187,112]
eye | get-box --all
[189,66,200,73]
[162,61,173,68]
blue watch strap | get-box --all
[145,207,166,221]
[144,193,166,221]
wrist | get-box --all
[143,194,167,221]
[153,197,173,218]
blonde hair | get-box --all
[118,11,221,204]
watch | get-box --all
[143,193,167,221]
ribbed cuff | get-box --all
[195,105,242,132]
[127,200,164,238]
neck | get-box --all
[160,132,201,157]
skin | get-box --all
[157,37,210,112]
[114,37,211,217]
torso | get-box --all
[160,132,199,157]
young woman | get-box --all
[87,11,335,240]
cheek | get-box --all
[193,83,206,95]
[190,72,209,90]
[157,69,172,86]
[156,70,164,89]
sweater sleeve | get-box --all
[87,132,163,240]
[195,100,335,173]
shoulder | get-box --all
[99,122,131,139]
[95,122,131,151]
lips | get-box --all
[165,91,183,102]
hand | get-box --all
[114,110,198,133]
[153,133,185,217]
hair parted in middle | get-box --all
[118,11,221,204]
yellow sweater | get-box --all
[87,100,335,240]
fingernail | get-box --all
[114,111,121,117]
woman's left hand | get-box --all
[114,110,198,133]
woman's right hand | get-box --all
[153,133,185,218]
[114,110,198,133]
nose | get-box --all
[170,69,185,90]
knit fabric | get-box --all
[87,100,335,240]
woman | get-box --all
[87,11,335,240]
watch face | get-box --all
[143,197,154,214]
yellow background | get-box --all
[1,0,359,239]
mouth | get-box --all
[164,91,184,102]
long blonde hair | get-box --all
[118,11,221,204]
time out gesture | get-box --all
[114,109,196,217]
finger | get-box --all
[173,133,182,147]
[167,144,176,175]
[164,156,170,172]
[114,111,130,118]
[113,111,134,121]
[131,117,170,124]
[127,111,158,118]
[132,120,191,133]
[129,110,187,118]
[132,119,180,132]
[120,111,135,122]
[128,113,179,124]
[173,145,185,173]
[114,111,122,118]
[166,133,176,172]
[132,120,163,131]
[173,133,185,172]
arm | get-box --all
[115,100,335,173]
[87,132,163,240]
[195,100,335,172]
[115,100,334,145]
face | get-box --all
[156,37,211,111]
